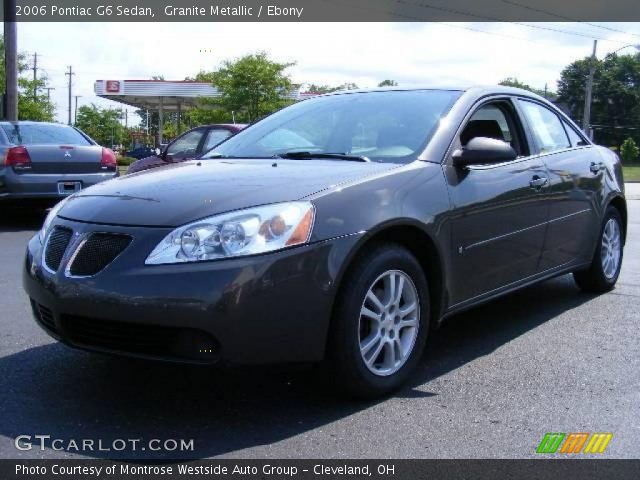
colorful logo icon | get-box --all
[537,432,613,454]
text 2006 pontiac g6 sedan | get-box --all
[24,86,626,398]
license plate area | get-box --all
[58,181,82,195]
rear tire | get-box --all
[573,206,624,293]
[328,243,429,399]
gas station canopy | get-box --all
[94,79,309,145]
[94,79,222,112]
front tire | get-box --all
[573,206,624,293]
[328,243,429,399]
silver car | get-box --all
[0,121,118,205]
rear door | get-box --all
[444,98,551,305]
[516,99,602,269]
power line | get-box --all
[392,0,632,44]
[501,0,640,40]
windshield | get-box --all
[1,124,92,146]
[202,90,461,163]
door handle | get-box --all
[590,161,605,174]
[530,176,548,190]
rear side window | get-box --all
[1,124,91,146]
[519,100,570,154]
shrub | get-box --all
[620,137,639,164]
[118,156,137,167]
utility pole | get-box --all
[45,87,55,102]
[32,52,38,100]
[74,95,82,125]
[4,0,19,120]
[582,40,598,138]
[65,66,75,125]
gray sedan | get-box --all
[0,121,118,205]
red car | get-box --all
[126,124,246,174]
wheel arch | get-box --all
[608,194,627,243]
[324,220,448,357]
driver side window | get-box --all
[166,129,205,159]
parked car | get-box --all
[125,146,157,160]
[24,87,626,398]
[126,124,246,174]
[0,121,118,206]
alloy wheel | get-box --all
[601,218,622,280]
[358,270,420,377]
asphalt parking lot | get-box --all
[0,196,638,460]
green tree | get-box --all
[0,35,55,121]
[557,53,640,148]
[303,84,335,94]
[210,52,295,122]
[183,70,235,125]
[378,79,398,87]
[620,137,639,163]
[499,77,552,98]
[18,77,55,121]
[75,104,128,146]
[303,82,359,94]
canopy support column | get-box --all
[177,102,182,135]
[157,97,164,147]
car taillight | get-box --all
[101,148,117,168]
[4,146,32,168]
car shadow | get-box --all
[0,206,47,233]
[0,272,596,460]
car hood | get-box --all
[59,159,401,227]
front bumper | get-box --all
[23,216,361,365]
[0,168,118,201]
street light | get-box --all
[609,44,640,55]
[583,42,640,138]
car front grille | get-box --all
[68,233,132,277]
[44,227,73,272]
[60,315,219,363]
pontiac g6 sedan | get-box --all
[23,86,626,398]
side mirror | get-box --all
[452,137,517,167]
[155,148,161,156]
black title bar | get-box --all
[1,0,639,22]
[2,460,640,480]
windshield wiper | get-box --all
[277,151,370,162]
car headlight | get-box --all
[145,201,315,265]
[38,196,71,244]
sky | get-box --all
[17,21,640,125]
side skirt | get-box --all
[441,261,592,320]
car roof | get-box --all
[0,121,72,127]
[311,85,547,101]
[201,123,248,130]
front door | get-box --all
[444,99,551,305]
